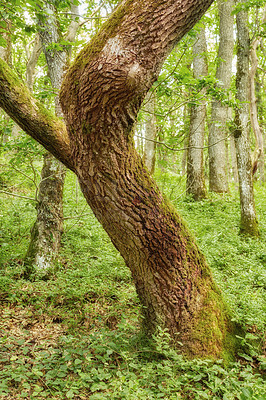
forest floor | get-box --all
[0,169,265,399]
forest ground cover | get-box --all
[0,167,265,400]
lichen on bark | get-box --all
[234,2,259,237]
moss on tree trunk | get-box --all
[58,0,238,359]
[0,0,240,359]
[24,153,65,274]
[234,2,259,237]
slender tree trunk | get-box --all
[255,72,265,147]
[234,2,259,236]
[186,26,207,200]
[230,135,239,188]
[11,35,42,140]
[0,21,12,66]
[25,2,79,273]
[209,0,234,193]
[25,153,65,270]
[26,34,42,92]
[249,6,266,183]
[143,90,157,174]
[135,123,144,156]
[181,95,190,177]
[0,20,14,143]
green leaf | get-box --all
[22,383,31,390]
[66,389,74,398]
[22,346,30,355]
[0,37,7,47]
[193,374,204,381]
[238,353,253,361]
[245,333,258,340]
[90,382,108,392]
[240,388,252,400]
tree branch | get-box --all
[135,131,234,152]
[0,190,37,202]
[0,58,74,171]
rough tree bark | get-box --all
[25,2,79,273]
[25,34,42,92]
[0,20,13,144]
[0,0,237,359]
[234,2,259,236]
[186,25,207,200]
[143,90,157,174]
[230,130,239,188]
[209,0,234,193]
[0,20,12,66]
[249,6,266,183]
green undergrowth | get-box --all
[155,170,266,334]
[0,325,265,400]
[0,168,265,399]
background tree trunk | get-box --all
[25,34,42,92]
[249,6,266,183]
[208,0,234,193]
[0,21,13,144]
[186,26,207,200]
[25,153,65,270]
[230,134,239,188]
[0,20,12,66]
[143,90,157,174]
[25,2,79,273]
[234,1,259,237]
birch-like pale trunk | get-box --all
[0,21,13,144]
[209,0,234,193]
[0,21,11,66]
[186,26,207,200]
[143,90,157,174]
[230,133,239,188]
[234,2,259,236]
[249,6,266,183]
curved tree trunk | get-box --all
[60,0,235,358]
[186,26,207,200]
[208,0,234,193]
[0,0,237,359]
[234,2,259,237]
